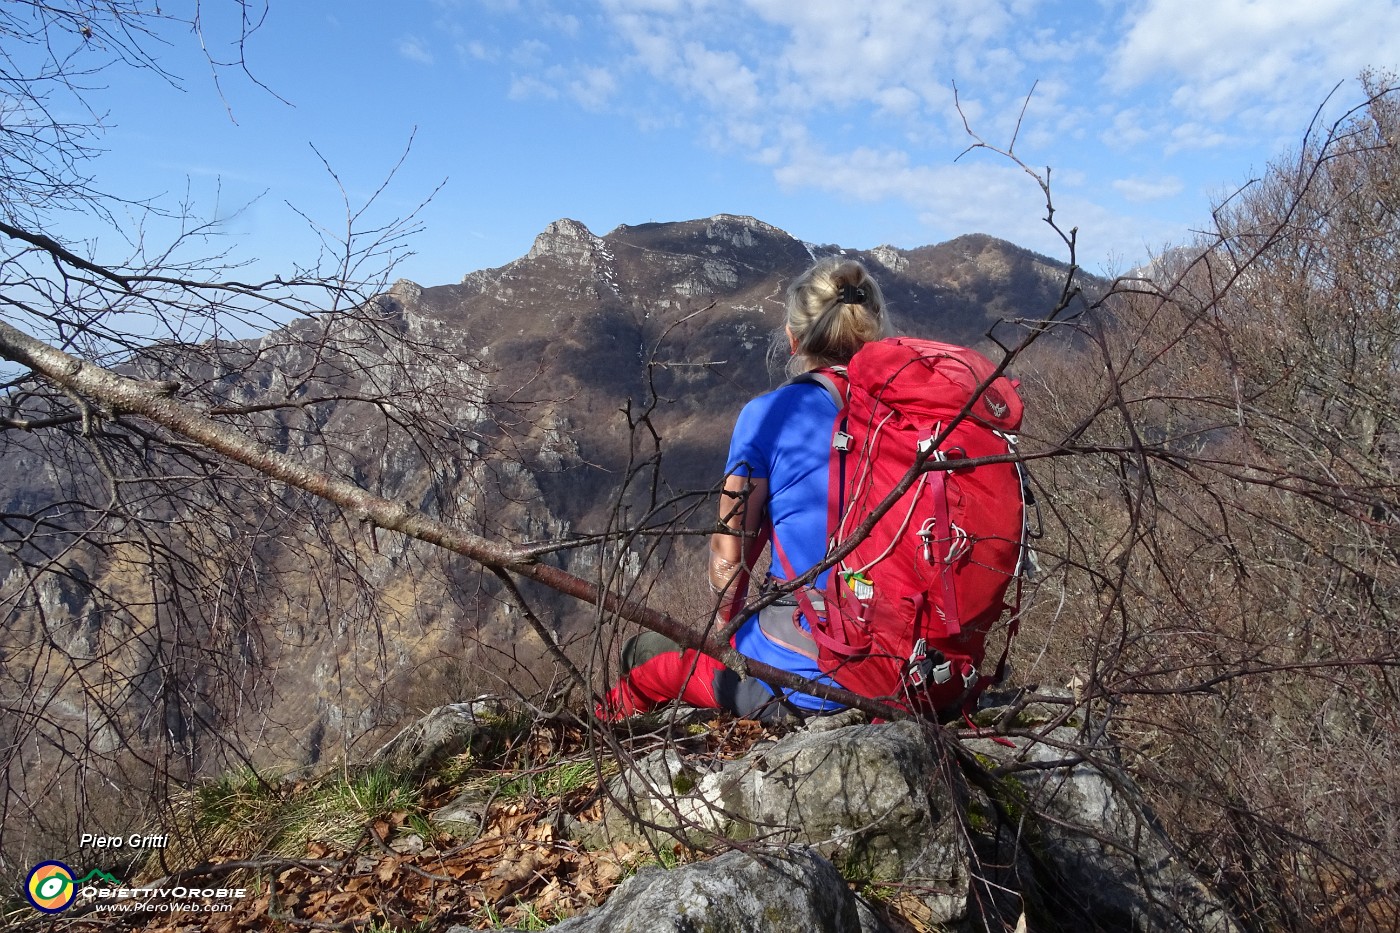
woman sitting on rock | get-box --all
[598,257,892,721]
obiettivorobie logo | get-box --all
[22,860,247,916]
[23,862,120,913]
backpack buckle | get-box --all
[833,431,852,452]
[906,638,927,687]
[906,639,951,688]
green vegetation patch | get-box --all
[168,763,425,869]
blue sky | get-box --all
[68,1,1400,288]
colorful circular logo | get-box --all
[25,861,77,913]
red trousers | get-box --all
[596,648,729,720]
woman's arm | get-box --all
[709,472,769,613]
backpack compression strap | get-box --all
[770,530,873,658]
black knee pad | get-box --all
[620,631,682,673]
[715,672,798,725]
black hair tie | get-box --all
[837,283,867,305]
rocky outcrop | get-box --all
[868,244,909,272]
[965,693,1240,932]
[551,692,1239,932]
[371,698,501,776]
[580,714,967,926]
[527,218,606,266]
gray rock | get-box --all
[369,697,501,775]
[584,719,967,927]
[473,847,890,933]
[965,692,1240,933]
[430,788,485,837]
[722,720,966,924]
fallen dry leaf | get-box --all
[482,848,551,903]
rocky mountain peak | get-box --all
[527,218,607,265]
[388,278,423,302]
[868,244,908,272]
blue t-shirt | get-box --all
[724,380,844,712]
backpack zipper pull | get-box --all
[918,518,937,562]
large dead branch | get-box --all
[0,316,907,722]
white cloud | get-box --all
[460,0,1331,269]
[750,0,1019,112]
[601,0,685,12]
[568,67,618,110]
[1018,25,1095,65]
[397,36,435,66]
[542,11,582,36]
[599,0,1032,136]
[766,128,1187,272]
[874,86,920,118]
[461,40,497,62]
[1110,0,1400,125]
[1100,106,1157,150]
[773,138,1045,238]
[1112,175,1184,203]
[508,73,560,101]
[511,38,551,66]
[1166,122,1233,155]
[680,42,763,113]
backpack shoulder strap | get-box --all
[789,366,848,409]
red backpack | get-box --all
[775,337,1029,717]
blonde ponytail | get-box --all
[779,258,890,376]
